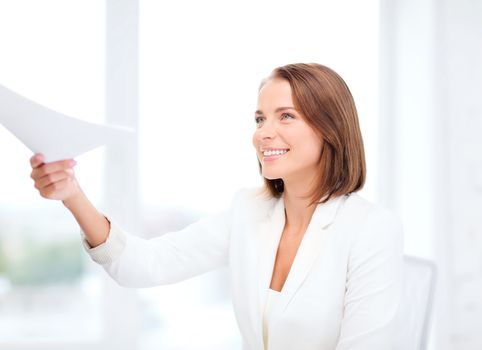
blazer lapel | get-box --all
[256,194,346,345]
[256,197,286,322]
[252,197,284,349]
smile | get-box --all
[263,149,289,156]
[262,149,290,161]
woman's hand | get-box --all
[30,153,81,202]
[30,153,109,247]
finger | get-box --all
[31,159,76,180]
[35,170,71,190]
[39,177,70,199]
[30,153,45,168]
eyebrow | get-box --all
[255,106,297,115]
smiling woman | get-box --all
[29,62,403,350]
[253,64,366,207]
[253,79,323,197]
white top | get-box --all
[263,288,282,350]
[80,188,404,350]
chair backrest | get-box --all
[394,255,437,350]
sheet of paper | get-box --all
[0,84,135,163]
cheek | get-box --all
[296,130,323,158]
[285,127,318,149]
[310,138,323,158]
[252,132,258,148]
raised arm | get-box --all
[30,153,241,288]
[29,153,110,247]
[82,207,233,288]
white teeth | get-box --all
[263,149,289,156]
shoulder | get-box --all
[341,192,402,227]
[229,186,278,220]
[339,192,404,246]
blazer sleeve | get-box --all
[335,207,404,350]
[79,189,243,288]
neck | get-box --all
[282,179,318,235]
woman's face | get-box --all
[252,78,323,185]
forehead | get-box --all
[257,78,293,109]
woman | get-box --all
[29,63,403,350]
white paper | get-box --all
[0,84,135,163]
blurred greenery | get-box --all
[0,250,7,275]
[0,237,84,285]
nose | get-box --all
[255,120,277,141]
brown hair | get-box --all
[257,63,366,206]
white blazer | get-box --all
[81,187,403,350]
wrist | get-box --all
[62,190,85,210]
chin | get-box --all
[262,172,283,180]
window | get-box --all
[0,1,380,348]
[0,0,105,346]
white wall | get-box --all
[439,1,482,348]
[379,0,482,349]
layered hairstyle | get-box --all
[257,63,366,206]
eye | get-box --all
[281,113,295,120]
[255,116,264,125]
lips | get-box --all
[262,149,290,161]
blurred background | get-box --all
[0,0,480,349]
